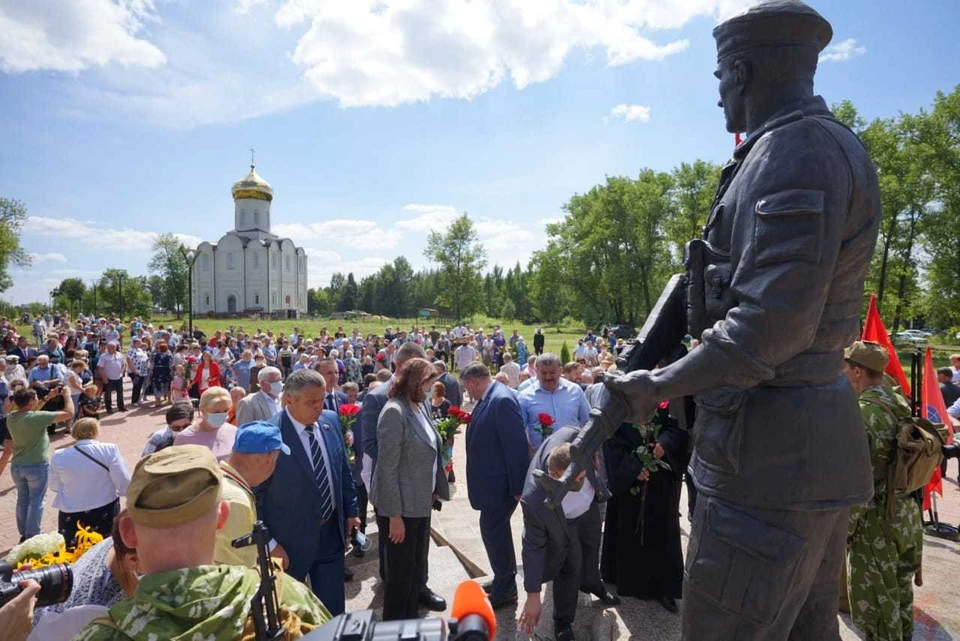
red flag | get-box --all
[922,347,950,510]
[861,294,910,396]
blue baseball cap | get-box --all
[234,421,291,455]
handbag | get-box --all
[74,444,110,472]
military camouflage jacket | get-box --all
[848,384,911,535]
[72,564,330,641]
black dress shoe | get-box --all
[658,596,679,613]
[555,621,577,641]
[487,590,518,609]
[343,566,354,582]
[419,588,447,611]
[481,580,495,595]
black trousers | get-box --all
[103,378,125,411]
[378,515,429,621]
[129,375,145,404]
[58,498,119,546]
[554,502,603,626]
[479,496,519,596]
[356,484,368,532]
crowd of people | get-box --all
[0,312,955,641]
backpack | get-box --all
[864,398,944,518]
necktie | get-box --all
[305,424,334,522]
[325,393,338,412]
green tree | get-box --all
[0,198,32,291]
[665,160,721,261]
[50,278,86,315]
[560,341,571,365]
[425,213,487,322]
[147,233,190,317]
[97,269,152,319]
[529,245,568,325]
[338,273,358,312]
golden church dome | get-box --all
[231,164,273,202]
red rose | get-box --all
[339,403,361,417]
[538,413,555,427]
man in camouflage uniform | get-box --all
[842,341,922,641]
[75,445,330,641]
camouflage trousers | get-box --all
[847,495,922,641]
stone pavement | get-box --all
[2,390,959,640]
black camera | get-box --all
[0,561,73,608]
[943,442,960,461]
[304,609,489,641]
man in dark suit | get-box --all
[358,342,446,611]
[434,360,462,408]
[259,369,359,616]
[459,362,529,608]
[518,427,619,641]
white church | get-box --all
[191,163,307,318]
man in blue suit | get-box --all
[259,368,359,616]
[358,342,447,612]
[459,361,530,608]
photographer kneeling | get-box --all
[74,444,331,641]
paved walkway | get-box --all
[2,391,959,640]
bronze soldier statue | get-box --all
[597,1,882,638]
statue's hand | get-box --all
[602,369,660,424]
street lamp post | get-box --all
[179,245,199,339]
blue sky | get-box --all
[1,0,958,304]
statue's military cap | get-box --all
[126,444,223,528]
[713,0,832,61]
[844,341,890,374]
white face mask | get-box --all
[205,412,229,428]
[270,381,283,396]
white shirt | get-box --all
[414,407,439,491]
[97,352,125,380]
[573,344,587,359]
[285,408,337,511]
[49,440,131,513]
[561,476,596,520]
[454,345,476,371]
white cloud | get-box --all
[539,217,564,226]
[281,0,698,108]
[304,249,391,288]
[28,252,68,264]
[610,103,651,123]
[819,38,866,63]
[394,204,460,234]
[24,216,201,250]
[273,219,398,251]
[0,0,166,73]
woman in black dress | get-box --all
[600,404,690,612]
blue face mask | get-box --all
[205,412,229,428]
[270,381,283,396]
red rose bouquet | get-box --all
[536,412,556,437]
[338,403,361,464]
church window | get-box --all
[227,253,235,270]
[239,210,245,226]
[272,254,278,269]
[255,293,260,305]
[201,254,211,272]
[271,291,278,305]
[285,256,291,272]
[252,252,259,269]
[255,210,260,226]
[204,294,210,306]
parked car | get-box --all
[893,329,928,345]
